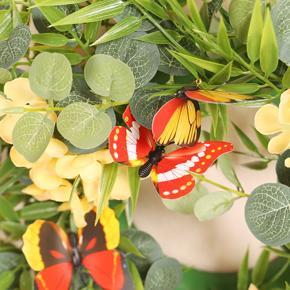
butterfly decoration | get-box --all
[22,208,134,290]
[109,105,233,199]
[152,86,251,146]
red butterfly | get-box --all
[22,209,134,290]
[109,105,233,199]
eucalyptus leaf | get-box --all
[0,68,11,84]
[95,32,160,88]
[84,54,135,101]
[145,257,182,290]
[276,150,290,187]
[29,52,72,101]
[12,112,54,162]
[245,183,290,246]
[57,102,112,149]
[0,25,31,68]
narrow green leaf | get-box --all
[0,271,15,290]
[32,33,69,47]
[0,221,26,236]
[0,68,12,84]
[260,7,279,76]
[136,30,181,45]
[127,258,144,290]
[282,67,290,89]
[20,201,59,220]
[209,61,232,84]
[219,83,260,94]
[237,249,249,290]
[243,160,268,170]
[119,236,145,258]
[128,167,141,220]
[134,0,168,19]
[12,113,54,162]
[64,52,84,65]
[232,122,261,155]
[187,0,206,32]
[251,249,270,286]
[0,10,12,41]
[20,270,34,290]
[254,128,269,149]
[51,0,125,26]
[32,0,85,7]
[0,196,19,222]
[217,17,232,57]
[84,21,101,44]
[92,16,141,45]
[247,0,263,63]
[97,163,119,221]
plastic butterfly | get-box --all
[22,208,133,290]
[109,105,233,199]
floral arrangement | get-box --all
[0,0,289,289]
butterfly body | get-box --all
[68,232,82,268]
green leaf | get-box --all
[134,0,168,19]
[245,183,290,246]
[194,191,234,221]
[276,149,290,187]
[64,52,84,65]
[95,32,160,89]
[84,21,100,44]
[254,128,269,149]
[92,16,141,45]
[20,201,59,220]
[232,122,261,155]
[218,83,261,94]
[247,0,263,63]
[29,52,72,100]
[145,257,182,290]
[137,30,181,45]
[217,17,232,57]
[51,0,125,26]
[0,10,12,41]
[20,270,34,290]
[0,25,31,68]
[251,249,270,286]
[0,221,26,236]
[282,67,290,88]
[32,0,85,7]
[12,112,54,162]
[84,54,135,101]
[209,61,232,85]
[0,67,12,84]
[243,160,269,170]
[119,236,145,258]
[0,270,15,290]
[97,163,119,221]
[272,0,290,65]
[0,196,19,222]
[237,249,249,290]
[57,102,112,149]
[128,167,141,220]
[260,7,279,76]
[32,33,69,47]
[218,155,243,188]
[129,86,174,129]
[127,258,144,290]
[0,252,22,272]
[187,0,206,32]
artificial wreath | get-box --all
[0,0,289,289]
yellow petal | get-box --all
[47,180,72,202]
[55,155,79,179]
[94,149,114,164]
[255,104,281,135]
[10,147,33,168]
[0,114,21,144]
[30,159,65,190]
[79,161,102,181]
[72,153,97,170]
[0,95,13,116]
[70,192,87,228]
[285,157,290,168]
[111,165,131,200]
[268,131,290,154]
[279,89,290,125]
[248,284,258,290]
[82,179,99,202]
[45,138,68,158]
[22,184,52,201]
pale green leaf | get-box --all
[0,196,19,222]
[194,191,234,221]
[0,10,12,41]
[57,102,112,149]
[0,68,12,84]
[209,61,232,84]
[20,201,59,220]
[217,17,232,57]
[282,67,290,88]
[251,249,270,286]
[29,52,72,101]
[0,271,15,290]
[84,54,135,101]
[136,30,182,45]
[32,0,85,7]
[134,0,168,19]
[51,0,125,26]
[32,33,69,47]
[237,249,249,290]
[95,32,160,89]
[219,83,261,94]
[128,167,141,220]
[245,183,290,246]
[12,112,54,162]
[92,16,141,45]
[187,0,206,32]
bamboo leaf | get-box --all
[0,196,19,222]
[187,0,206,32]
[237,249,249,290]
[251,249,270,286]
[282,67,290,89]
[32,33,69,47]
[217,17,232,57]
[20,201,59,220]
[134,0,168,19]
[136,30,182,45]
[31,0,85,7]
[127,258,144,290]
[254,127,269,149]
[209,61,232,84]
[128,167,141,221]
[119,236,145,258]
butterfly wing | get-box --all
[22,220,73,290]
[152,141,234,199]
[152,98,201,146]
[184,89,251,103]
[109,105,155,166]
[79,209,133,290]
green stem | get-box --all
[190,172,250,197]
[69,175,81,203]
[70,30,90,56]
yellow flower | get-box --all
[255,89,290,167]
[248,284,258,290]
[0,78,48,144]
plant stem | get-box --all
[69,175,81,203]
[190,172,250,197]
[70,30,90,56]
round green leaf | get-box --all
[57,102,112,149]
[145,257,182,290]
[194,191,234,221]
[129,86,174,129]
[84,54,135,101]
[0,25,31,68]
[0,67,12,84]
[245,183,290,246]
[95,32,160,88]
[276,150,290,187]
[29,52,73,101]
[12,112,55,162]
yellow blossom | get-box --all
[255,89,290,167]
[248,284,258,290]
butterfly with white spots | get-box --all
[109,105,233,199]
